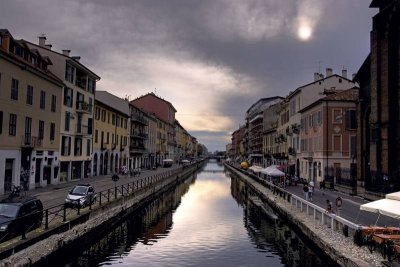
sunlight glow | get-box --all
[298,25,312,41]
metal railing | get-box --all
[227,162,360,239]
[0,163,199,247]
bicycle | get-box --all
[8,185,26,198]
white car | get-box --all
[65,184,97,208]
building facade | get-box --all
[93,91,130,176]
[26,36,100,182]
[0,30,64,193]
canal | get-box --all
[42,160,338,267]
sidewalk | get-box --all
[1,165,177,201]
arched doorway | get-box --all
[100,154,103,175]
[115,154,119,173]
[104,152,109,175]
[93,153,98,176]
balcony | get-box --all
[76,124,90,135]
[129,144,146,153]
[76,101,92,114]
[21,134,42,148]
[131,114,148,125]
[288,147,296,155]
[130,130,148,139]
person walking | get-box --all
[308,184,313,201]
[303,183,309,200]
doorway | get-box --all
[4,159,14,191]
[35,159,42,187]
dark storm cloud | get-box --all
[0,0,377,151]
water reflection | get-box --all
[43,161,338,267]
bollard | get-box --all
[45,209,49,229]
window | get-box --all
[345,110,357,130]
[333,135,341,152]
[350,135,356,158]
[88,78,95,93]
[65,112,70,131]
[38,120,44,140]
[63,87,73,107]
[0,111,2,134]
[108,112,110,124]
[95,107,100,120]
[40,90,46,109]
[50,123,55,141]
[51,95,56,112]
[112,134,115,144]
[74,137,82,156]
[11,78,18,100]
[9,113,17,136]
[76,92,84,109]
[112,114,116,125]
[116,116,120,127]
[86,139,91,156]
[88,118,92,134]
[65,63,74,83]
[61,136,71,156]
[101,110,106,122]
[26,85,33,105]
[107,132,109,144]
[95,130,98,143]
[333,109,342,124]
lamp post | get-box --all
[351,154,357,195]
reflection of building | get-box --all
[0,30,64,193]
[26,35,100,181]
[93,91,130,176]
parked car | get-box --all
[65,184,97,208]
[0,196,43,241]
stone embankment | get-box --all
[0,163,203,267]
[226,164,385,267]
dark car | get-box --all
[65,184,97,208]
[0,196,43,242]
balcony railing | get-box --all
[130,114,148,125]
[76,101,92,113]
[130,130,148,139]
[21,134,42,148]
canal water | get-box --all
[48,161,338,267]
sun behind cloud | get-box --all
[298,25,312,41]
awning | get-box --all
[260,165,285,176]
[386,192,400,201]
[360,198,400,219]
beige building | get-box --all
[0,30,64,193]
[94,91,130,176]
[26,36,100,181]
[145,113,157,168]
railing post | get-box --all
[63,205,67,222]
[45,209,49,229]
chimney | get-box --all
[342,69,347,79]
[72,56,80,62]
[326,68,333,77]
[62,50,71,57]
[352,73,356,80]
[45,44,52,50]
[314,72,320,81]
[38,34,46,47]
[319,74,324,79]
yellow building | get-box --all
[0,30,64,193]
[94,91,130,176]
[26,35,100,181]
[174,120,185,161]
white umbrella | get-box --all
[163,159,173,162]
[181,159,190,163]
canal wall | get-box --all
[0,162,205,267]
[226,164,382,267]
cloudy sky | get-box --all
[1,0,377,152]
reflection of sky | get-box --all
[115,162,282,267]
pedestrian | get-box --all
[308,184,313,201]
[320,180,326,195]
[325,199,334,213]
[303,183,309,200]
